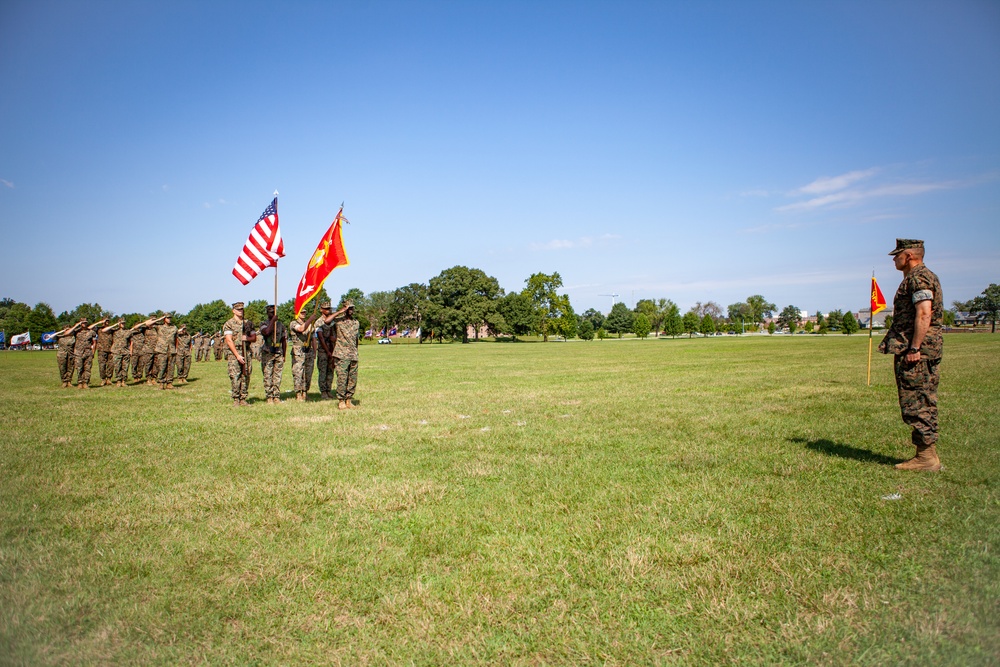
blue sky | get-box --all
[1,0,998,317]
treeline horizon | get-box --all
[2,268,997,344]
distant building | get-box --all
[858,308,893,328]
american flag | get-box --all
[232,197,284,285]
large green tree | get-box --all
[387,283,429,339]
[498,292,534,339]
[633,313,652,339]
[523,272,572,342]
[746,295,777,325]
[26,302,57,344]
[682,311,700,337]
[605,302,634,338]
[425,266,504,343]
[662,300,683,338]
[184,299,232,335]
[842,311,859,334]
[972,283,1000,333]
[778,305,801,332]
[0,300,31,340]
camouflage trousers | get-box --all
[176,354,191,380]
[97,350,112,381]
[57,348,75,384]
[335,357,358,401]
[142,352,155,379]
[317,352,334,394]
[113,353,130,383]
[304,349,315,391]
[228,358,251,401]
[131,352,145,380]
[261,351,285,399]
[291,346,309,392]
[155,352,176,386]
[74,352,94,385]
[894,356,940,446]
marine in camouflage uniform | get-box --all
[321,301,360,410]
[153,315,178,390]
[289,310,320,401]
[305,332,317,392]
[259,305,288,403]
[130,322,147,382]
[55,321,83,387]
[109,320,132,386]
[223,303,251,406]
[142,323,160,384]
[95,326,115,386]
[879,239,944,471]
[175,325,193,383]
[73,318,107,388]
[315,301,336,400]
[214,333,224,361]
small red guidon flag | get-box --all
[294,208,350,317]
[232,197,284,285]
[871,276,887,316]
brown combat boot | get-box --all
[265,397,273,405]
[895,444,942,472]
[240,399,250,406]
[338,400,347,410]
[234,399,241,407]
[298,392,306,402]
[344,399,353,409]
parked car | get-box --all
[377,338,392,344]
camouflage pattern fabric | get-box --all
[335,357,358,401]
[73,329,96,385]
[883,263,944,447]
[316,350,333,394]
[175,331,192,380]
[57,335,76,384]
[332,317,359,361]
[304,346,316,391]
[155,352,176,386]
[96,329,114,382]
[291,346,309,392]
[223,316,250,400]
[261,351,285,399]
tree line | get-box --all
[3,276,997,346]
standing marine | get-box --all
[175,324,193,384]
[153,314,178,390]
[879,239,944,471]
[259,304,288,404]
[320,300,360,410]
[223,302,252,406]
[289,308,320,402]
[54,320,84,387]
[315,301,336,400]
[95,324,115,386]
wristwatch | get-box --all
[908,346,920,353]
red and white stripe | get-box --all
[232,199,284,285]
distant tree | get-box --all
[662,301,683,338]
[425,266,504,343]
[69,303,113,324]
[952,299,976,312]
[971,283,1000,333]
[497,292,534,339]
[0,300,31,338]
[241,299,267,329]
[523,272,573,342]
[554,301,577,339]
[804,320,814,333]
[778,305,800,332]
[842,311,859,334]
[365,291,393,338]
[728,301,752,332]
[815,312,825,329]
[605,302,634,338]
[699,314,714,336]
[883,315,893,331]
[633,313,651,339]
[339,288,367,310]
[767,321,776,335]
[578,319,595,341]
[634,300,658,335]
[387,283,429,339]
[185,299,231,335]
[26,302,57,343]
[580,308,605,332]
[826,309,844,331]
[746,295,777,325]
[682,311,700,337]
[596,327,608,340]
[942,310,956,327]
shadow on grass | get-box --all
[791,437,903,466]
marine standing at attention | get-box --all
[54,320,83,388]
[223,302,251,406]
[315,301,336,401]
[259,305,288,404]
[73,317,108,389]
[175,324,193,384]
[320,300,360,410]
[95,323,115,386]
[290,308,320,402]
[153,314,179,391]
[879,239,944,471]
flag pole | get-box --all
[273,190,279,347]
[867,269,874,386]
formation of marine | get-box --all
[52,301,359,408]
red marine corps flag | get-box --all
[232,197,284,285]
[871,276,887,316]
[294,207,350,317]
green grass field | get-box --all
[2,335,998,665]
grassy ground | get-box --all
[1,335,998,665]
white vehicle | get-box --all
[377,338,392,344]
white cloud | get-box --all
[1,178,13,189]
[529,233,621,251]
[799,168,879,195]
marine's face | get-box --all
[893,250,909,271]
